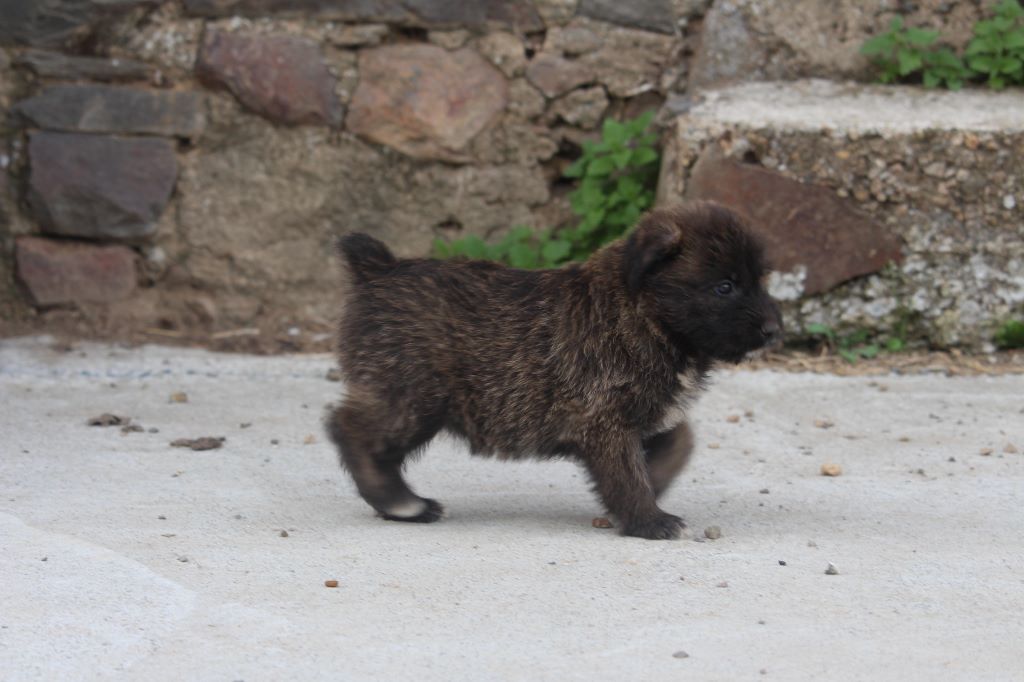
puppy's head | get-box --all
[623,202,783,363]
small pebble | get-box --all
[980,448,993,456]
[693,536,706,543]
[744,410,754,418]
[948,456,956,462]
[324,580,339,588]
[170,436,225,451]
[169,392,188,403]
[716,581,729,588]
[704,526,722,540]
[87,413,127,427]
[591,517,613,529]
[759,488,770,494]
[303,434,316,445]
[778,560,786,566]
[157,515,167,520]
[758,620,766,625]
[808,540,817,548]
[280,530,289,537]
[820,463,843,477]
[672,651,689,659]
[898,436,910,442]
[148,427,159,434]
[825,563,839,575]
[1004,443,1019,454]
[271,439,280,445]
[326,368,343,382]
[240,422,252,429]
[813,419,834,429]
[726,415,740,423]
[707,442,720,449]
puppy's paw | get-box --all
[624,512,686,540]
[379,498,445,524]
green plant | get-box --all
[560,111,660,258]
[965,0,1024,89]
[861,17,943,84]
[995,319,1024,349]
[804,323,912,363]
[433,111,660,269]
[921,47,972,89]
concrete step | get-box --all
[659,79,1024,350]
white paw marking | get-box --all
[387,499,427,518]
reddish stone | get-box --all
[525,54,594,98]
[196,30,342,127]
[348,44,507,162]
[686,153,903,295]
[16,237,136,306]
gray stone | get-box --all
[544,24,603,56]
[549,86,607,129]
[348,44,507,162]
[15,236,136,306]
[197,30,342,128]
[477,32,526,78]
[534,0,578,26]
[0,0,155,48]
[526,54,594,98]
[571,17,679,97]
[181,0,410,21]
[13,49,155,81]
[182,0,543,29]
[579,0,676,34]
[324,23,389,47]
[13,85,205,138]
[28,132,178,241]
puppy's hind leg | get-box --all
[643,421,695,499]
[325,392,444,523]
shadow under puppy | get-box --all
[326,202,782,540]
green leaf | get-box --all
[889,16,905,32]
[602,118,628,145]
[905,27,939,46]
[588,156,617,176]
[838,349,860,364]
[858,344,880,359]
[563,159,586,178]
[923,70,940,87]
[612,150,633,169]
[886,338,906,352]
[541,239,572,264]
[460,235,488,259]
[805,323,834,339]
[861,33,894,56]
[508,243,539,269]
[898,49,923,75]
[631,147,659,166]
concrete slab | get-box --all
[1,337,1022,681]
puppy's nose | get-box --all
[761,317,783,348]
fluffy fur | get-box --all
[325,202,782,539]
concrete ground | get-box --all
[1,337,1022,681]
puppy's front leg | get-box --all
[585,436,685,540]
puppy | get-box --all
[325,202,782,540]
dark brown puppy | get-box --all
[326,202,782,539]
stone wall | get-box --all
[0,0,1012,348]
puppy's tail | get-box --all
[335,233,397,284]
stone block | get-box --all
[13,85,205,138]
[16,236,136,305]
[28,132,178,241]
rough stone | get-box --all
[174,122,548,323]
[526,53,594,98]
[13,85,206,138]
[579,0,676,34]
[544,24,604,56]
[690,0,990,90]
[197,29,343,128]
[686,152,903,296]
[571,17,679,97]
[13,49,155,81]
[477,32,527,78]
[506,79,547,120]
[534,0,579,27]
[27,132,178,241]
[0,0,155,49]
[549,86,608,129]
[427,30,472,50]
[15,237,136,306]
[348,44,507,162]
[181,0,410,21]
[182,0,543,29]
[324,23,389,47]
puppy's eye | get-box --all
[713,280,735,296]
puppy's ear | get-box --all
[623,212,682,295]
